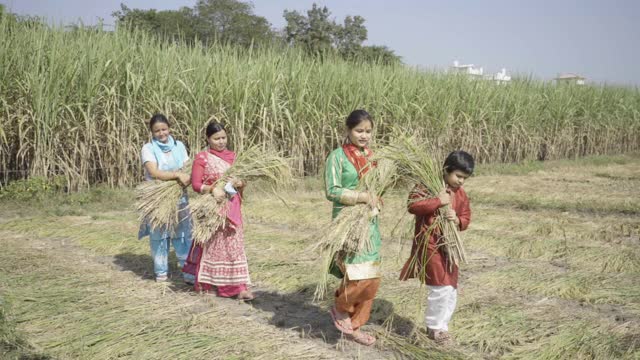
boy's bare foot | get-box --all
[427,328,453,346]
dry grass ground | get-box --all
[1,154,639,359]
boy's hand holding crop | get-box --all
[437,189,451,206]
[445,208,460,225]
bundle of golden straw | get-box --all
[313,158,398,300]
[377,134,467,273]
[189,145,293,245]
[224,146,294,185]
[135,162,192,232]
[189,193,228,245]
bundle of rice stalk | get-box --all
[224,145,293,187]
[189,193,229,245]
[189,145,293,245]
[377,134,467,272]
[313,158,398,300]
[135,162,192,231]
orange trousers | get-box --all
[334,278,381,330]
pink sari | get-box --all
[183,149,250,297]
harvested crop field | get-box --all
[1,154,638,359]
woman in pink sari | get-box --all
[183,122,254,300]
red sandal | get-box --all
[349,330,376,346]
[329,307,354,334]
[237,290,255,301]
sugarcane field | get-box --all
[1,3,639,360]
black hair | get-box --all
[345,109,373,130]
[149,113,170,129]
[444,150,475,175]
[205,121,226,138]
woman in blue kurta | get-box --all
[138,114,194,284]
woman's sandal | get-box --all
[329,307,354,334]
[237,290,255,301]
[349,330,376,346]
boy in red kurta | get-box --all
[399,151,474,345]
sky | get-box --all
[3,0,640,86]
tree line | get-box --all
[111,0,401,65]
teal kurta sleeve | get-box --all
[324,148,361,212]
[324,148,345,203]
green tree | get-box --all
[112,4,199,43]
[194,0,274,46]
[156,7,199,42]
[0,5,44,29]
[283,3,400,64]
[112,1,275,47]
[112,4,160,33]
[359,45,401,65]
[334,15,367,59]
[284,3,335,55]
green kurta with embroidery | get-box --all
[324,147,382,280]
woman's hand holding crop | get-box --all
[212,187,226,203]
[176,173,191,187]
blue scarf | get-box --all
[151,135,187,171]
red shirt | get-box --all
[399,185,471,288]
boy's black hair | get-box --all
[444,150,474,175]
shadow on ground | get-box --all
[111,254,417,345]
[250,284,416,344]
[113,252,185,284]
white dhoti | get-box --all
[425,285,457,331]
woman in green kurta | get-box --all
[324,109,380,346]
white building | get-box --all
[554,73,586,85]
[451,60,484,77]
[450,60,512,84]
[493,68,511,84]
